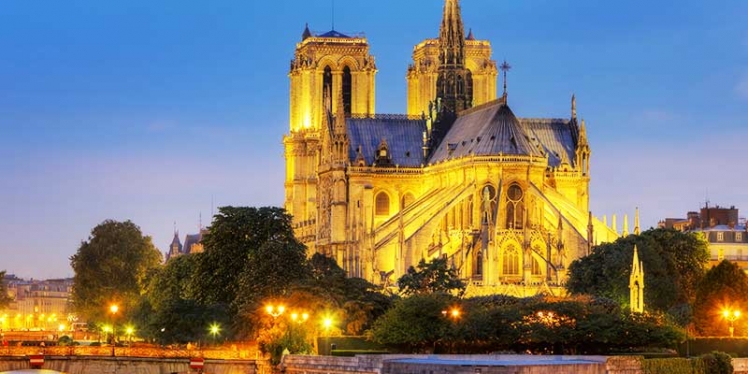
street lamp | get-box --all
[722,309,741,338]
[290,312,309,323]
[441,308,461,320]
[209,323,221,346]
[125,326,134,343]
[265,304,285,319]
[109,304,119,356]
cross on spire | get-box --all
[500,60,512,97]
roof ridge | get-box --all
[459,96,507,117]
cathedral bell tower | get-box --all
[284,24,377,251]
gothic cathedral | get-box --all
[283,0,618,296]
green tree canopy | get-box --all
[566,228,709,316]
[132,254,230,344]
[370,293,458,352]
[371,294,682,354]
[191,207,300,313]
[70,220,162,323]
[692,260,748,336]
[397,257,466,297]
[0,271,12,309]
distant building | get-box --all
[165,228,208,261]
[659,204,748,269]
[0,276,74,331]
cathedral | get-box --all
[283,0,618,296]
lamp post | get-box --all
[265,304,285,320]
[438,307,461,353]
[109,304,119,356]
[722,309,741,338]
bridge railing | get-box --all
[0,343,260,360]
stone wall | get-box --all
[734,358,748,374]
[0,356,267,374]
[281,354,645,374]
[605,356,643,374]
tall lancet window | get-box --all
[323,66,333,111]
[505,183,524,229]
[502,244,520,275]
[466,70,473,105]
[475,251,483,277]
[342,66,352,115]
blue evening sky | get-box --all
[1,0,746,279]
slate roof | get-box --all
[521,118,578,167]
[347,116,427,167]
[183,233,203,252]
[429,100,578,167]
[318,30,351,38]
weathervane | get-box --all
[500,60,512,96]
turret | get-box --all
[575,118,591,176]
[634,207,641,235]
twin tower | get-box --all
[287,0,496,134]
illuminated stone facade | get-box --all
[660,205,748,270]
[284,0,617,296]
[0,276,73,331]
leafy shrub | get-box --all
[57,336,73,346]
[701,351,733,374]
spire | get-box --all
[334,80,346,133]
[439,0,466,65]
[435,0,471,114]
[579,119,587,143]
[622,214,629,237]
[571,94,577,120]
[634,207,641,235]
[612,214,618,235]
[302,23,312,40]
[467,28,475,40]
[630,245,645,313]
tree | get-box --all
[234,237,309,337]
[133,254,229,344]
[370,293,457,352]
[0,271,12,309]
[692,260,748,336]
[397,257,466,296]
[70,220,162,323]
[192,207,298,310]
[146,254,198,312]
[567,228,709,315]
[301,254,392,334]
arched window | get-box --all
[467,195,474,227]
[402,193,415,209]
[505,183,524,229]
[502,244,520,275]
[466,70,474,105]
[323,66,333,111]
[375,192,390,216]
[475,251,483,276]
[531,257,542,276]
[342,66,352,115]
